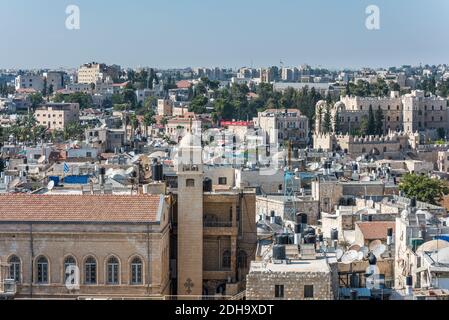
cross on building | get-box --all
[184,278,194,294]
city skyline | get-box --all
[1,0,449,70]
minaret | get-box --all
[176,129,203,296]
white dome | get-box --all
[179,133,201,148]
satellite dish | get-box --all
[356,156,363,162]
[360,176,371,182]
[336,248,344,261]
[369,239,382,251]
[372,244,387,258]
[125,167,135,175]
[416,240,449,254]
[360,246,369,257]
[341,250,359,264]
[333,163,343,171]
[37,155,46,164]
[349,244,361,252]
[47,180,55,191]
[357,251,364,261]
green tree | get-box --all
[334,110,341,134]
[189,95,208,114]
[322,105,333,133]
[367,105,376,135]
[143,110,156,137]
[399,173,449,205]
[29,93,44,108]
[42,78,48,96]
[374,108,385,135]
[359,115,369,136]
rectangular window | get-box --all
[186,179,195,187]
[218,177,227,185]
[131,264,142,285]
[304,285,314,298]
[275,285,284,298]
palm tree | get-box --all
[143,111,156,137]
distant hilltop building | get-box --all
[77,62,121,84]
[315,90,448,137]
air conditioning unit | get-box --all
[2,279,17,294]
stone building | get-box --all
[315,90,448,138]
[254,108,309,148]
[313,131,418,159]
[0,194,171,299]
[256,194,320,225]
[173,133,257,297]
[246,254,338,300]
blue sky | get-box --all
[1,0,448,69]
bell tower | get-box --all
[176,131,203,296]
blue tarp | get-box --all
[48,176,60,186]
[435,235,449,243]
[340,288,371,297]
[63,175,90,184]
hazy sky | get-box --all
[1,0,448,69]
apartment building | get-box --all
[15,75,45,92]
[34,103,80,130]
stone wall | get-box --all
[246,269,334,300]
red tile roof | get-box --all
[0,194,163,223]
[176,80,192,89]
[355,221,395,240]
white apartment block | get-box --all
[15,74,45,91]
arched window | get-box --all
[64,256,76,284]
[107,256,120,284]
[130,257,143,285]
[84,257,97,285]
[8,255,21,283]
[36,256,49,284]
[383,147,387,152]
[222,250,231,269]
[237,251,248,269]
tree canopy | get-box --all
[399,173,449,205]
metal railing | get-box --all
[203,220,233,228]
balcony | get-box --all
[204,220,233,228]
[203,218,237,236]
